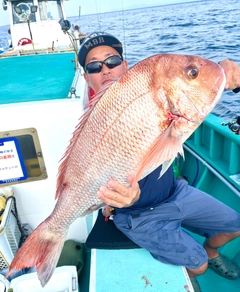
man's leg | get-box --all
[172,180,240,287]
[204,231,240,258]
[187,262,208,292]
[204,231,240,279]
[187,231,240,276]
[186,232,240,292]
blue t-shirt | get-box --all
[115,165,177,215]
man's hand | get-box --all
[97,175,140,209]
[219,59,240,91]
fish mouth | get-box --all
[166,94,198,124]
[167,110,198,124]
[167,111,182,121]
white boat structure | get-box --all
[0,1,240,292]
[1,0,82,53]
[0,0,91,291]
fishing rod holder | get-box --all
[221,116,240,135]
[58,19,71,32]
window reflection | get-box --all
[12,0,63,24]
[38,0,63,20]
[12,1,36,24]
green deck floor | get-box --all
[0,52,76,104]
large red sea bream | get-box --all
[7,54,226,286]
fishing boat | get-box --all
[0,1,240,292]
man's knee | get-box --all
[187,262,208,276]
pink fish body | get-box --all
[7,54,226,286]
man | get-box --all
[78,32,240,291]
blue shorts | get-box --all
[113,179,240,270]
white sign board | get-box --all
[0,137,27,184]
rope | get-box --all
[6,196,28,247]
[66,31,78,56]
[95,0,102,30]
[121,0,127,60]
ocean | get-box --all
[0,0,240,120]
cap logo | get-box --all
[84,37,105,50]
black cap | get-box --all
[78,32,123,67]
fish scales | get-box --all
[7,54,226,286]
[60,65,164,215]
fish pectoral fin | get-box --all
[136,126,183,180]
[159,159,175,178]
[159,139,185,178]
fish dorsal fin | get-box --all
[55,82,115,199]
[135,124,184,181]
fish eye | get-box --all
[187,67,199,79]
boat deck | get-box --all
[0,52,77,103]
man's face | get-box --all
[83,45,128,93]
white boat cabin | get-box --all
[2,0,73,51]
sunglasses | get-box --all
[84,55,123,74]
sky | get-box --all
[0,0,198,26]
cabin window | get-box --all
[38,0,63,20]
[0,128,48,186]
[12,1,37,24]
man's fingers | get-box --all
[107,178,130,197]
[97,176,140,207]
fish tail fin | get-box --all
[6,220,67,287]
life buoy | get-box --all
[18,38,32,46]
